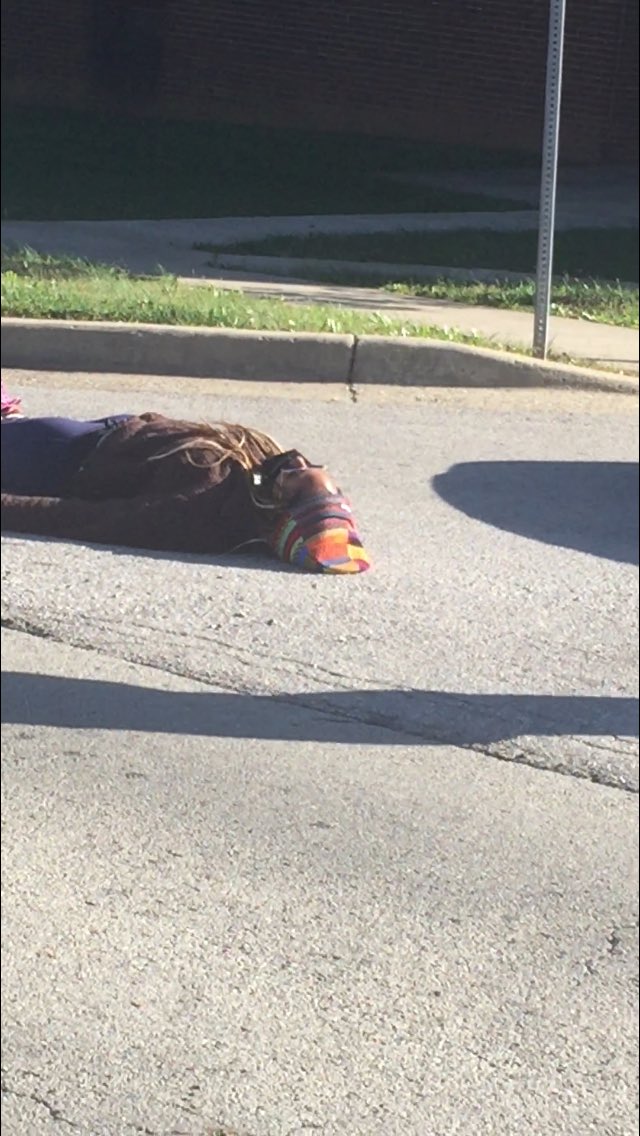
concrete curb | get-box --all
[0,319,354,384]
[350,336,639,393]
[2,317,638,395]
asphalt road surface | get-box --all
[2,371,638,1136]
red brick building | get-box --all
[2,0,637,163]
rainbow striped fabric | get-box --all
[270,493,371,574]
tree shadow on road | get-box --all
[432,461,639,565]
[2,672,637,746]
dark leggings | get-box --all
[1,415,132,497]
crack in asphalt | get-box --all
[345,334,359,403]
[1,612,637,794]
[1,1074,240,1136]
[1,1077,83,1131]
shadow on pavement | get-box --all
[2,673,637,744]
[432,461,639,565]
[1,531,289,572]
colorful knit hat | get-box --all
[269,492,371,574]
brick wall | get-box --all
[1,0,91,103]
[2,0,637,162]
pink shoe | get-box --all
[1,379,24,420]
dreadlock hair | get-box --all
[146,420,285,472]
[145,420,306,521]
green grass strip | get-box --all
[3,249,631,368]
[2,249,532,352]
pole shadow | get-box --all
[2,672,637,746]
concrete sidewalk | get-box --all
[3,215,638,373]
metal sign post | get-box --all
[533,0,567,358]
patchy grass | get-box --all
[385,277,638,328]
[1,246,129,280]
[1,106,532,221]
[0,248,541,354]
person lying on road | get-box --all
[1,381,370,574]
